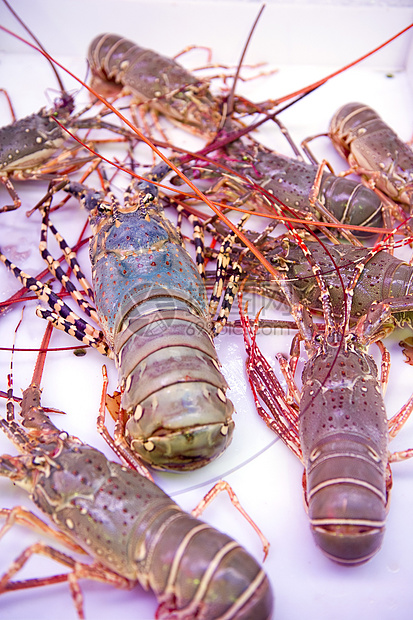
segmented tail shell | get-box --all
[329,102,413,205]
[114,290,234,470]
[87,33,222,137]
[222,141,383,236]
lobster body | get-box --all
[299,339,389,563]
[260,239,413,326]
[181,132,384,235]
[238,219,413,563]
[0,108,66,176]
[329,102,413,206]
[87,34,222,137]
[0,93,77,211]
[87,34,385,236]
[224,139,384,232]
[68,175,234,471]
[0,381,273,619]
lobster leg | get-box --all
[0,507,85,553]
[41,210,95,300]
[0,251,110,356]
[0,176,21,212]
[212,260,243,336]
[97,365,154,480]
[375,340,391,396]
[39,207,98,321]
[170,199,247,332]
[388,391,413,440]
[0,539,132,620]
[239,302,302,460]
[191,480,270,560]
[389,448,413,463]
[209,214,250,317]
[173,202,207,278]
[34,307,111,354]
[387,389,413,463]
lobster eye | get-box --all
[142,190,156,204]
[137,181,158,203]
[81,189,108,214]
[96,201,111,214]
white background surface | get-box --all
[1,1,413,619]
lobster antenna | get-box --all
[2,0,67,94]
[5,308,24,421]
[31,322,54,386]
[226,3,266,117]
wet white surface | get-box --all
[1,2,413,619]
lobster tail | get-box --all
[305,437,387,564]
[115,292,234,470]
[143,508,274,619]
[87,33,222,137]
